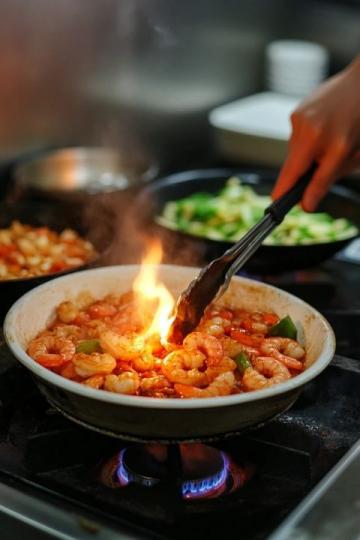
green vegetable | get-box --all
[235,351,251,373]
[268,316,297,339]
[157,177,358,246]
[75,339,102,354]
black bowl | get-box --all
[136,168,359,274]
[0,200,114,317]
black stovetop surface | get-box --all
[0,256,359,540]
[0,346,359,540]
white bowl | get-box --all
[4,265,336,441]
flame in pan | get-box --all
[132,240,174,342]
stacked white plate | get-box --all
[209,92,300,166]
[266,40,329,97]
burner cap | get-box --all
[123,444,223,484]
[100,443,253,500]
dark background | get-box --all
[0,0,359,174]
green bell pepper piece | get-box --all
[75,339,102,354]
[268,315,297,339]
[235,351,251,373]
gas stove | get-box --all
[0,256,359,539]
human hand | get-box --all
[272,55,360,211]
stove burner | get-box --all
[182,456,228,499]
[100,444,252,500]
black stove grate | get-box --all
[0,336,360,539]
[0,255,359,539]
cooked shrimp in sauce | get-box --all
[27,290,306,398]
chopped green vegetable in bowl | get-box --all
[156,177,358,246]
[268,316,297,340]
[76,339,102,354]
[235,351,251,373]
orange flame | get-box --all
[132,240,174,342]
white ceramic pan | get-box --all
[4,265,335,442]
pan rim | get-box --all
[4,264,336,410]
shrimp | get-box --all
[242,357,291,391]
[220,336,259,361]
[82,375,104,389]
[104,372,140,395]
[241,345,262,362]
[198,315,231,337]
[162,350,208,386]
[87,302,117,319]
[199,321,223,337]
[220,336,244,358]
[100,330,154,370]
[162,332,226,386]
[28,336,75,367]
[140,375,171,394]
[183,332,223,366]
[60,361,78,380]
[206,356,237,379]
[110,305,145,334]
[56,301,79,323]
[99,330,145,360]
[260,338,305,371]
[250,321,268,334]
[281,339,306,359]
[84,320,109,340]
[132,350,156,372]
[51,323,84,340]
[174,371,235,398]
[72,352,116,377]
[103,293,128,307]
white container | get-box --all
[266,40,329,97]
[209,92,300,166]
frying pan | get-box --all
[4,265,335,443]
[136,169,359,273]
[0,200,114,318]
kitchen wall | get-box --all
[0,0,359,170]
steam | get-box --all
[83,188,206,269]
[6,177,206,271]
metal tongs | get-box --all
[168,164,316,342]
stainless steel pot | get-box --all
[4,265,335,442]
[14,147,158,196]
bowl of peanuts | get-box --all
[0,200,114,317]
[4,265,335,442]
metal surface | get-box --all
[269,439,360,540]
[15,147,157,194]
[0,481,139,540]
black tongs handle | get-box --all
[266,162,317,224]
[168,162,318,342]
[226,162,317,262]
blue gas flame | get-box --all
[117,449,229,498]
[182,453,228,498]
[117,449,130,486]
